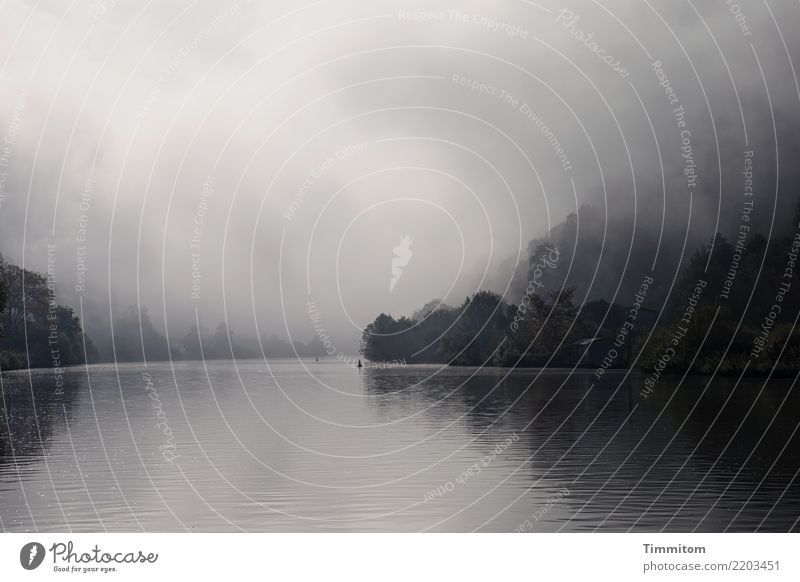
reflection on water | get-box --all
[1,361,798,532]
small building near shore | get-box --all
[567,337,617,368]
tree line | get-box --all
[636,229,800,377]
[360,288,617,367]
[0,255,97,371]
[0,253,327,371]
[361,204,800,376]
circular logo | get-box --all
[20,542,46,570]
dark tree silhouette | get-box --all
[0,258,96,370]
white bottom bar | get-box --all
[1,533,796,581]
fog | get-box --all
[1,0,798,355]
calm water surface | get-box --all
[1,360,798,532]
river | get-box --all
[1,360,798,532]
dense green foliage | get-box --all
[361,289,598,367]
[4,200,799,378]
[362,207,800,376]
[0,258,97,371]
[637,230,800,377]
[0,261,332,367]
[361,292,507,365]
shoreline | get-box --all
[1,358,791,380]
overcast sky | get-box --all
[1,0,798,352]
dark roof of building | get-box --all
[570,337,613,347]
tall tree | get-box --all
[0,258,96,370]
[511,287,588,364]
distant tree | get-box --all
[506,287,589,365]
[54,305,99,364]
[360,313,401,362]
[0,277,6,338]
[211,323,234,360]
[179,325,204,360]
[113,305,170,362]
[262,334,293,358]
[1,263,49,340]
[411,299,449,321]
[411,305,458,362]
[306,336,327,358]
[292,340,308,357]
[439,291,508,365]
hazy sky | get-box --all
[1,0,798,352]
